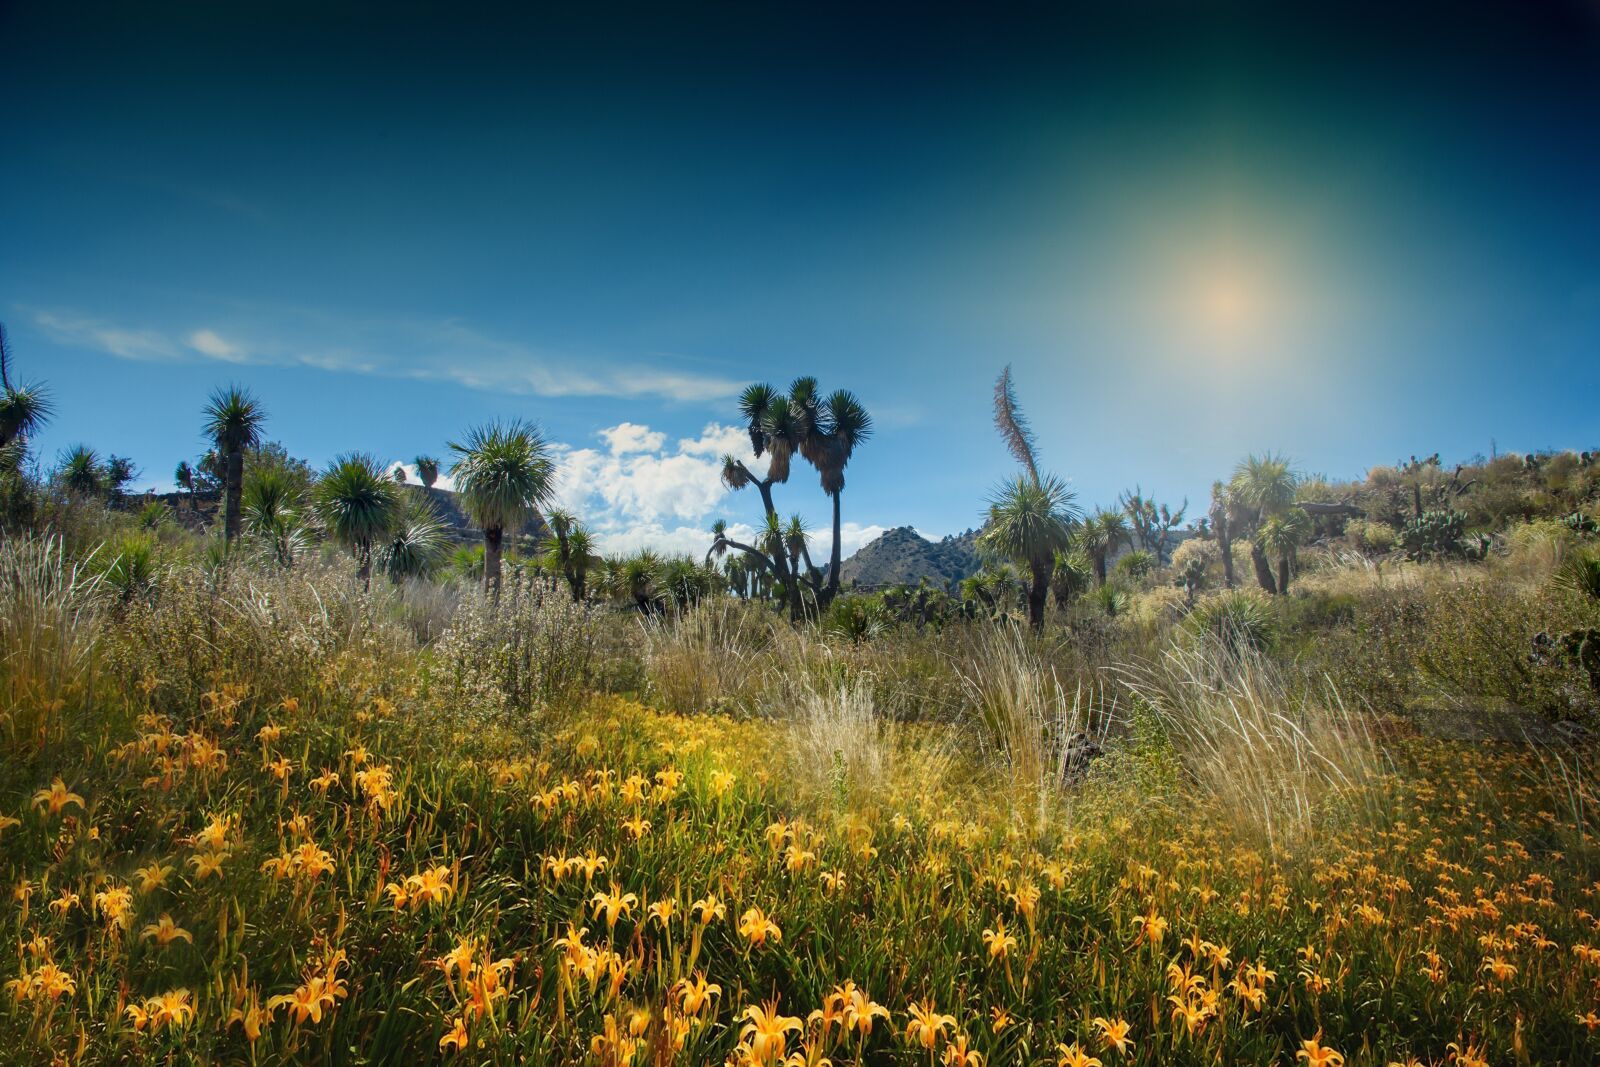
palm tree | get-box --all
[202,385,266,544]
[314,453,400,589]
[392,465,407,483]
[448,420,557,598]
[541,509,596,601]
[1050,548,1094,608]
[58,445,106,496]
[174,461,195,501]
[380,494,451,583]
[1208,481,1236,588]
[814,389,873,597]
[1077,510,1129,584]
[414,456,440,489]
[1257,507,1312,594]
[1230,453,1302,594]
[978,473,1080,630]
[0,323,53,474]
[564,527,596,601]
[618,550,663,612]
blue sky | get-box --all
[4,2,1598,556]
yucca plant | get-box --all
[380,494,451,583]
[314,453,399,589]
[99,531,158,603]
[202,385,266,543]
[979,474,1080,630]
[1556,551,1600,603]
[243,465,310,568]
[449,420,557,598]
[57,444,106,497]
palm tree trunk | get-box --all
[827,490,843,597]
[356,542,372,591]
[1094,551,1108,585]
[1217,521,1235,588]
[1277,551,1292,594]
[1027,561,1050,631]
[484,525,503,599]
[1249,542,1277,594]
[224,447,244,542]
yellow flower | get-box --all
[32,778,84,817]
[404,864,455,908]
[0,814,20,837]
[983,918,1017,960]
[590,883,639,929]
[227,989,265,1043]
[944,1033,984,1066]
[440,1016,469,1053]
[137,989,195,1032]
[738,905,782,946]
[1296,1032,1345,1067]
[783,841,816,873]
[709,769,736,796]
[194,814,233,852]
[140,913,193,947]
[1480,955,1517,983]
[675,972,722,1017]
[1057,1043,1103,1067]
[188,849,228,881]
[648,899,676,929]
[134,861,172,894]
[1090,1016,1134,1055]
[94,886,135,930]
[990,1007,1012,1033]
[738,1001,802,1066]
[820,870,847,894]
[904,1000,955,1050]
[692,894,726,925]
[1131,907,1167,948]
[257,723,283,744]
[623,814,651,840]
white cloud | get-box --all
[34,311,178,361]
[598,422,667,455]
[387,461,457,493]
[186,328,247,362]
[31,306,745,404]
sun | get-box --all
[1195,270,1261,337]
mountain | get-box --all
[838,526,983,590]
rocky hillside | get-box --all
[838,526,982,590]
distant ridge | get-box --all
[838,526,983,590]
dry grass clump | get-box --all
[954,624,1114,800]
[0,534,106,741]
[1125,637,1385,849]
[640,599,782,716]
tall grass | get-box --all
[0,533,105,744]
[1125,637,1386,849]
[952,624,1115,826]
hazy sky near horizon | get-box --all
[4,1,1599,555]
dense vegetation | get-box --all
[1,344,1598,1065]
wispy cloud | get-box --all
[30,306,745,404]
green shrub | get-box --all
[1185,590,1276,653]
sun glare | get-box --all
[1195,270,1260,337]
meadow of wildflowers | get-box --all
[3,629,1598,1067]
